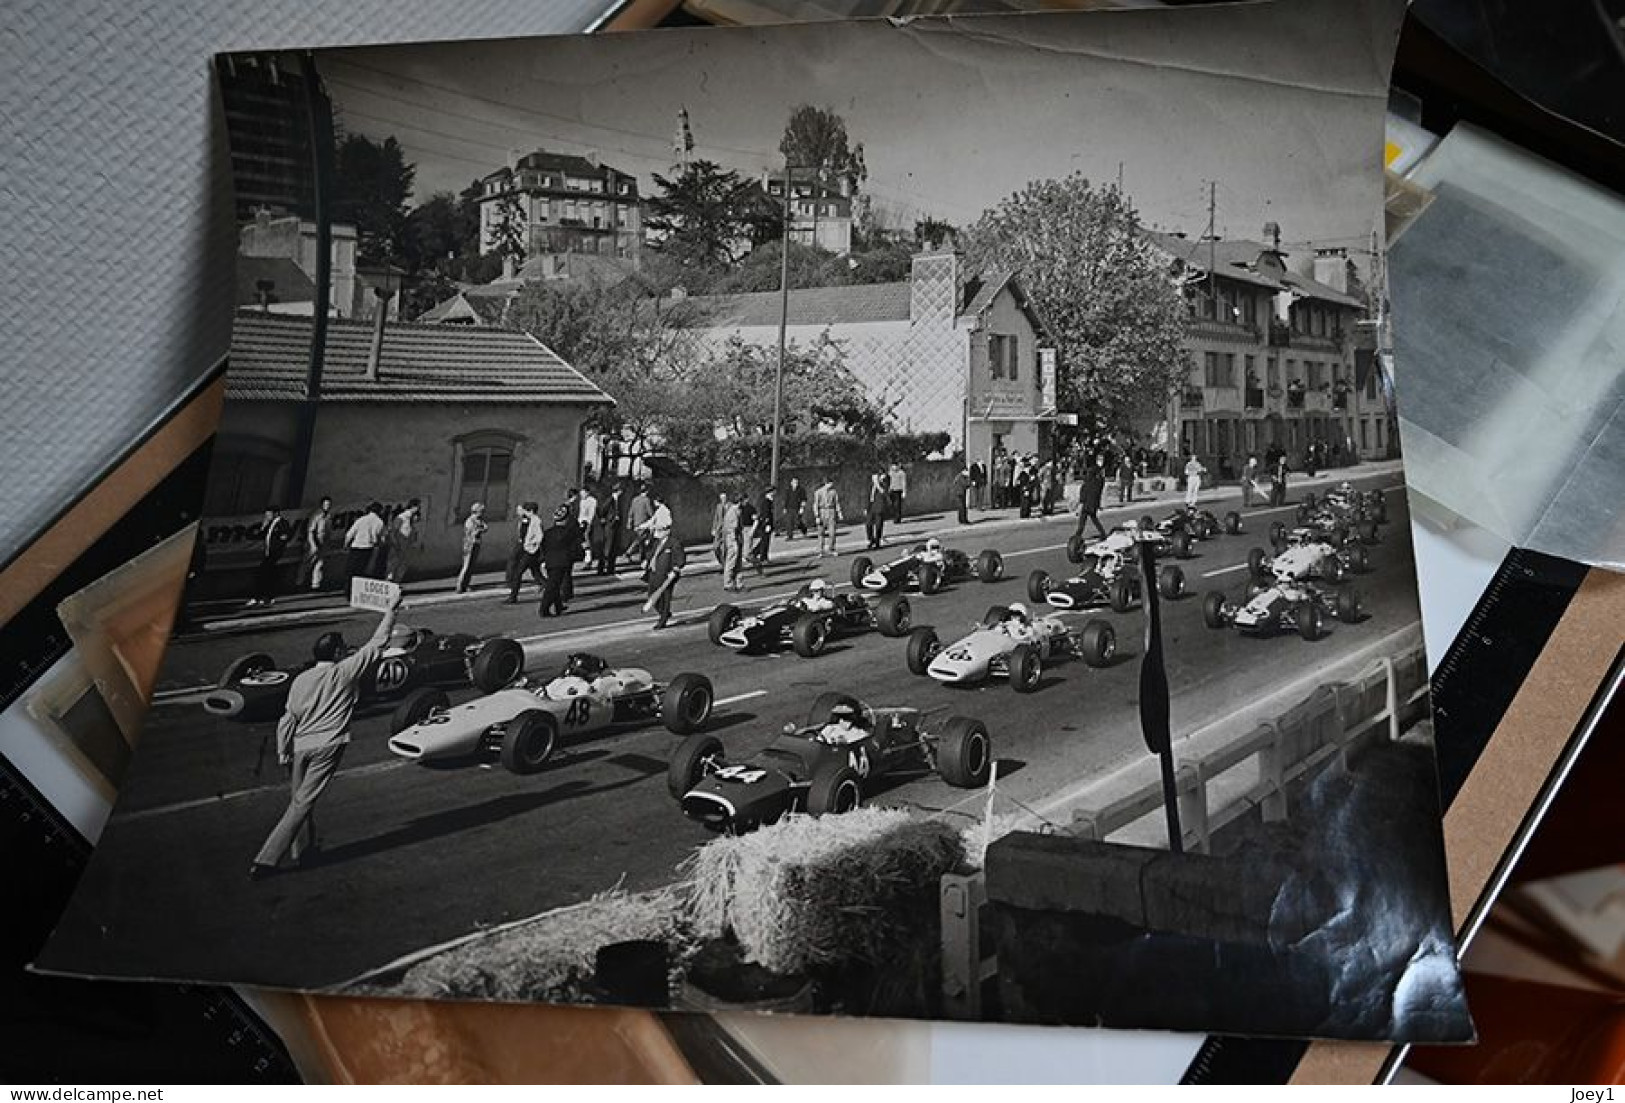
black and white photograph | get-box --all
[39,0,1471,1041]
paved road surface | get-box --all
[42,471,1420,989]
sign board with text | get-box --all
[349,577,400,612]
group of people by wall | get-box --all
[247,498,423,609]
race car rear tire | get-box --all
[1295,601,1324,642]
[707,604,741,647]
[1336,588,1364,624]
[850,556,874,589]
[808,692,862,729]
[662,673,715,736]
[1109,575,1134,613]
[1224,510,1243,535]
[1350,543,1370,574]
[218,651,275,688]
[1246,547,1268,580]
[919,562,943,594]
[391,687,449,735]
[667,734,723,799]
[1078,620,1116,667]
[1027,569,1052,604]
[501,709,557,775]
[806,765,863,817]
[1010,644,1042,692]
[937,717,992,789]
[1324,556,1347,584]
[1202,591,1227,630]
[1065,532,1089,564]
[471,638,525,692]
[905,627,941,676]
[792,614,831,658]
[975,549,1004,582]
[1171,530,1193,559]
[1158,565,1186,600]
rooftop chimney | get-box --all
[910,249,959,326]
[1312,247,1351,293]
[1263,222,1282,250]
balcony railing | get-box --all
[1268,321,1292,347]
[1180,387,1204,408]
[1286,389,1306,409]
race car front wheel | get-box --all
[975,549,1004,582]
[1109,575,1134,613]
[1224,511,1243,535]
[873,593,911,636]
[1158,565,1186,600]
[850,556,874,589]
[471,638,525,692]
[1202,591,1227,630]
[1010,644,1042,693]
[1078,620,1116,667]
[905,627,941,676]
[667,734,724,799]
[501,710,557,774]
[391,687,449,735]
[807,765,862,817]
[792,615,830,658]
[707,604,741,647]
[1027,569,1052,604]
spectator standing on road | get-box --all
[624,482,654,569]
[784,477,809,538]
[887,462,908,522]
[342,502,386,585]
[865,468,890,549]
[645,506,685,631]
[249,592,402,879]
[1240,455,1261,509]
[1183,455,1207,509]
[248,506,292,608]
[1271,453,1289,507]
[1115,456,1134,505]
[1075,458,1108,541]
[970,461,987,511]
[750,487,775,573]
[711,491,732,568]
[454,502,487,593]
[993,452,1011,509]
[577,487,599,572]
[813,476,843,558]
[1015,457,1035,519]
[384,499,422,583]
[1038,459,1057,516]
[953,467,971,526]
[720,492,744,590]
[504,501,544,604]
[539,505,579,617]
[592,485,621,577]
[296,497,332,593]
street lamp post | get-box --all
[769,164,797,493]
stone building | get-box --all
[477,149,643,264]
[197,312,611,593]
[1146,227,1391,476]
[672,250,1055,469]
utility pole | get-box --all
[288,50,334,511]
[770,164,795,493]
[1206,180,1217,316]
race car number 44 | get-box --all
[714,765,766,784]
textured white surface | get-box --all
[0,0,613,565]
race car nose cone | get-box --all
[387,738,422,759]
[201,690,246,717]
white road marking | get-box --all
[1203,563,1251,578]
[120,756,408,823]
[715,690,767,708]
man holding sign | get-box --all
[249,586,403,880]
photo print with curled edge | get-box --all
[38,0,1470,1042]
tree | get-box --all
[488,190,527,267]
[778,105,866,249]
[646,160,771,271]
[332,134,415,266]
[961,173,1189,422]
[913,216,957,251]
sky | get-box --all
[315,0,1394,257]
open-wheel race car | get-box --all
[850,537,1004,595]
[1065,521,1193,565]
[1246,538,1369,586]
[1202,577,1364,641]
[1028,554,1186,612]
[707,580,911,657]
[667,692,992,832]
[386,652,714,774]
[1141,506,1244,542]
[202,627,526,722]
[1300,483,1389,526]
[905,602,1116,692]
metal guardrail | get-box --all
[939,643,1431,1017]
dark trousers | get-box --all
[255,555,281,600]
[507,548,543,599]
[1018,491,1033,519]
[455,544,480,593]
[597,529,621,575]
[957,494,969,526]
[540,561,571,615]
[1075,508,1107,541]
[889,490,904,522]
[865,512,886,548]
[345,547,374,584]
[751,527,772,568]
[648,576,676,625]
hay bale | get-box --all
[388,886,685,1002]
[679,808,964,976]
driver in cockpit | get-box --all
[799,578,836,613]
[1000,602,1041,644]
[548,652,607,697]
[817,702,871,746]
[918,537,946,566]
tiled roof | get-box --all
[484,150,633,182]
[678,282,915,328]
[1144,231,1366,308]
[235,255,314,307]
[225,312,612,405]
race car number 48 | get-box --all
[564,698,593,726]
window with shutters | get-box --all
[452,431,519,521]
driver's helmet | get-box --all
[925,538,943,553]
[1007,602,1032,623]
[1339,481,1353,495]
[828,701,869,730]
[384,625,414,653]
[807,578,830,597]
[562,652,608,681]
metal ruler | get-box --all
[1180,545,1590,1085]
